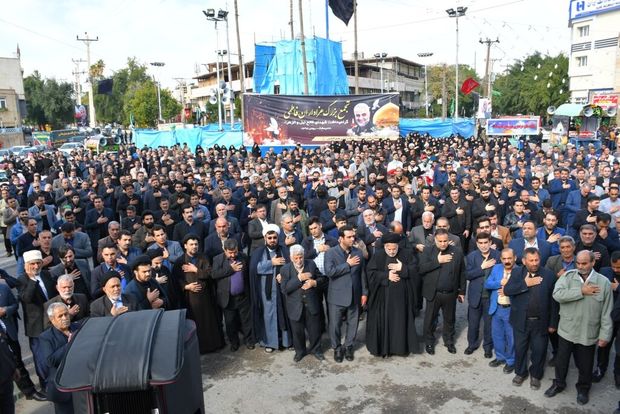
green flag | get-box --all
[492,90,502,97]
[449,98,455,117]
[129,112,135,127]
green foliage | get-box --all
[24,71,74,129]
[426,64,480,118]
[492,52,569,117]
[124,80,182,128]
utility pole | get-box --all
[289,0,295,39]
[299,0,309,95]
[441,64,447,120]
[234,0,245,125]
[71,58,86,105]
[354,0,359,94]
[173,78,186,122]
[479,37,500,97]
[76,32,98,127]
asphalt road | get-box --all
[5,237,618,414]
[15,302,619,414]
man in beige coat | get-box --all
[544,250,613,406]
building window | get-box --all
[576,56,588,67]
[0,98,6,110]
[578,25,589,37]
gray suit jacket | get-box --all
[51,231,93,261]
[89,294,138,317]
[545,254,567,279]
[408,225,434,247]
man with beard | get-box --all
[84,196,115,266]
[442,188,472,245]
[325,225,366,362]
[420,229,466,355]
[173,204,207,247]
[504,248,557,389]
[143,176,170,211]
[472,186,500,225]
[212,238,255,351]
[43,275,89,327]
[132,210,156,251]
[465,232,501,357]
[173,234,224,353]
[250,224,292,353]
[125,255,167,311]
[49,245,91,299]
[279,244,327,362]
[366,232,420,357]
[89,271,137,317]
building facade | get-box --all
[0,51,27,146]
[568,0,620,107]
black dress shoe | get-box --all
[592,368,605,383]
[544,383,565,398]
[576,392,589,405]
[345,346,354,361]
[425,345,435,355]
[484,350,493,359]
[246,343,255,350]
[230,343,240,352]
[446,344,457,354]
[464,347,475,355]
[503,364,515,374]
[488,359,503,368]
[313,352,325,361]
[334,346,344,363]
[294,352,306,363]
[26,391,47,402]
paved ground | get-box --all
[14,304,619,413]
[4,238,617,414]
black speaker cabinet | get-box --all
[56,309,204,414]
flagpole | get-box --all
[325,0,329,39]
[299,0,309,95]
[354,0,359,94]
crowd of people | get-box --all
[0,131,619,413]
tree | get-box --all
[124,80,182,128]
[24,71,74,129]
[492,52,569,117]
[426,64,480,118]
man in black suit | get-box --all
[357,209,389,257]
[84,196,115,266]
[17,249,58,392]
[0,281,42,401]
[173,204,207,246]
[504,247,557,389]
[419,228,466,355]
[89,271,138,317]
[204,217,243,261]
[280,244,327,362]
[43,274,89,328]
[90,244,131,299]
[211,239,254,351]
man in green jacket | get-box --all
[544,250,613,406]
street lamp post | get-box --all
[204,9,233,130]
[150,62,165,123]
[446,6,467,119]
[374,52,387,93]
[417,52,433,118]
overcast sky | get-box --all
[1,0,569,91]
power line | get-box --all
[0,17,84,51]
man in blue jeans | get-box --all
[485,248,519,375]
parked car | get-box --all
[18,147,40,158]
[58,142,84,156]
[8,145,27,155]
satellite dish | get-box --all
[547,106,556,115]
[583,106,594,117]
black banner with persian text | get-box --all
[243,93,400,145]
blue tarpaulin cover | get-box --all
[254,37,348,95]
[134,124,243,150]
[399,118,475,138]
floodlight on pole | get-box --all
[417,52,434,117]
[446,6,467,119]
[374,52,388,93]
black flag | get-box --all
[329,0,354,25]
[97,78,113,95]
